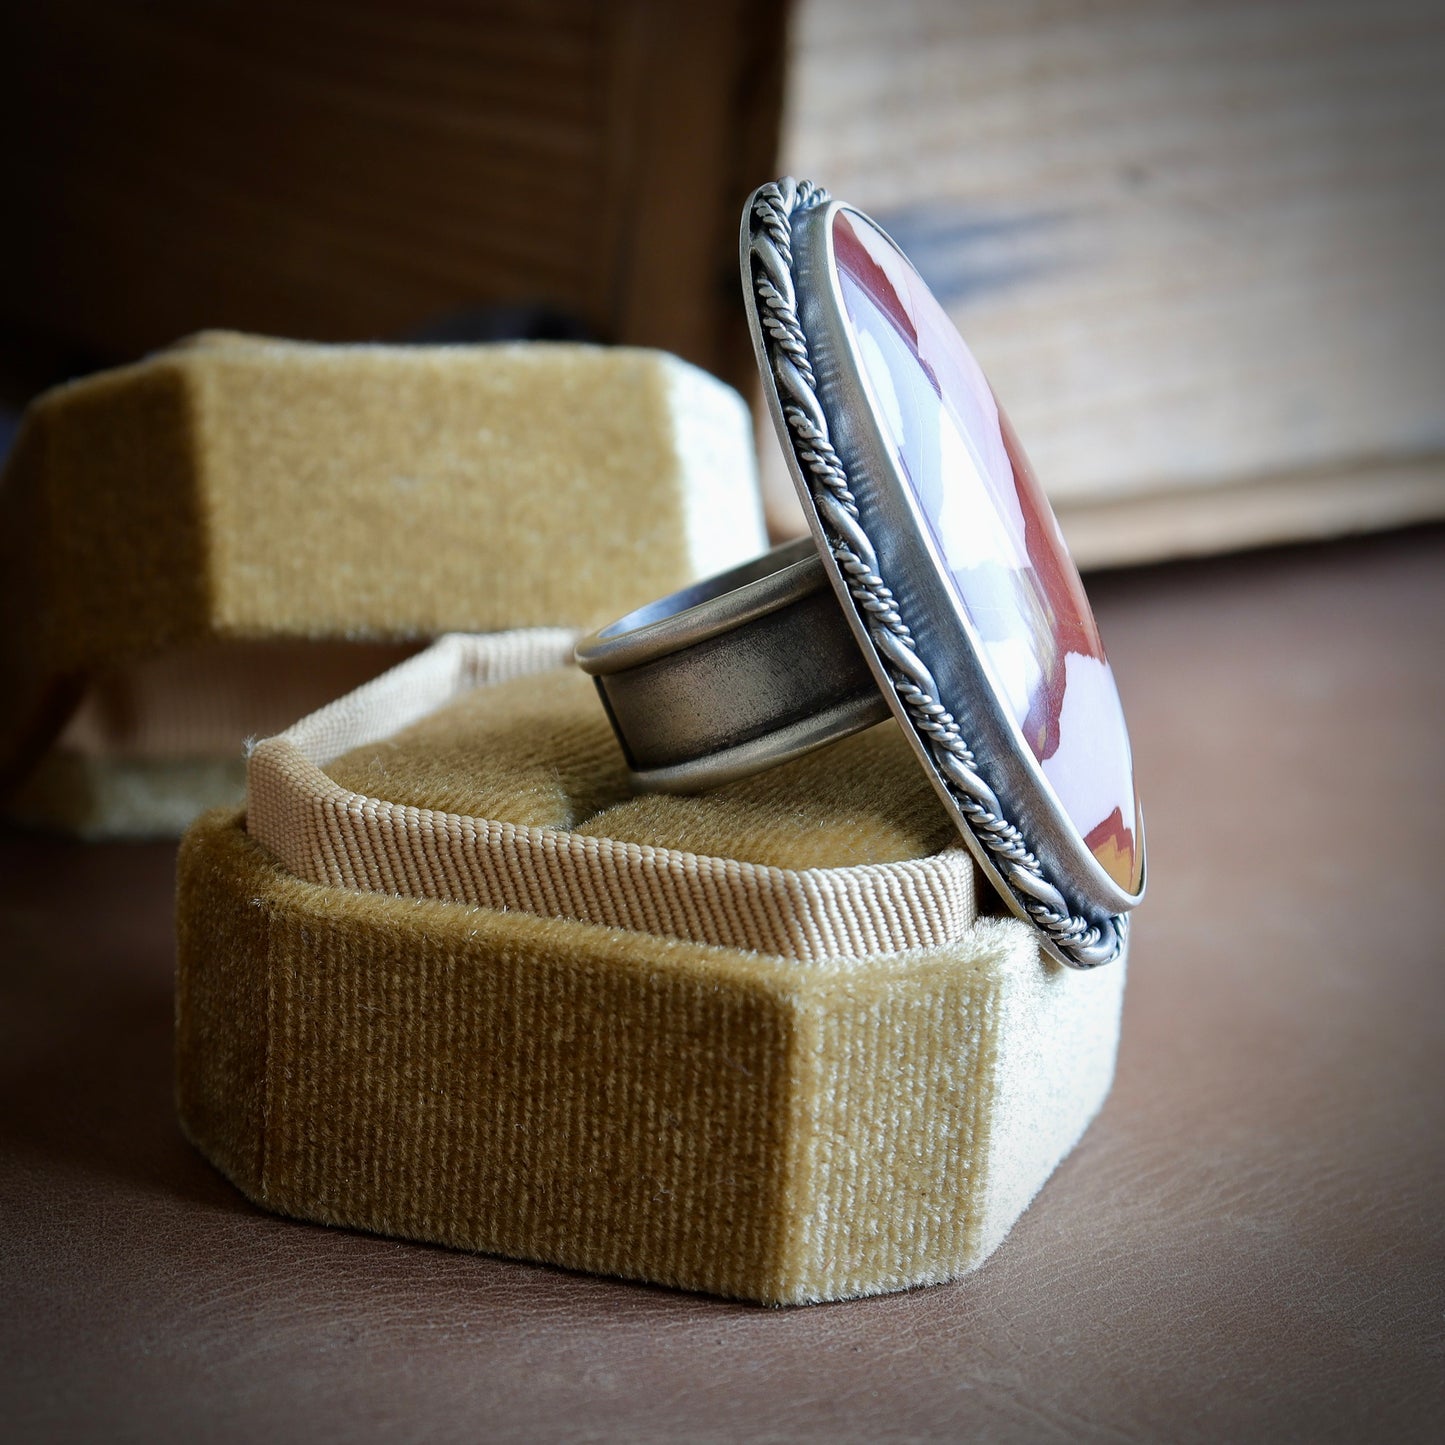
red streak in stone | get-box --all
[833,214,918,349]
[1002,412,1107,764]
[1084,805,1138,884]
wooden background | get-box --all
[0,1,785,400]
[775,0,1445,563]
[4,0,1443,566]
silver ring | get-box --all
[576,178,1145,970]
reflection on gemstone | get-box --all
[831,207,1141,894]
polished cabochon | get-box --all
[750,185,1144,955]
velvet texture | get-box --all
[176,652,1126,1305]
[0,333,762,833]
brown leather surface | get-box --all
[3,530,1443,1442]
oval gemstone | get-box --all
[831,207,1141,895]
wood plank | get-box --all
[773,0,1445,560]
[1058,457,1445,569]
[0,1,785,388]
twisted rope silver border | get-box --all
[748,177,1127,969]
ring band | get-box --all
[576,539,888,791]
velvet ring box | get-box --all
[5,331,1128,1301]
[176,632,1128,1305]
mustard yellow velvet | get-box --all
[176,667,1127,1305]
[0,334,760,833]
[322,667,958,869]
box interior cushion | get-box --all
[320,666,960,872]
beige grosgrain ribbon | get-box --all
[244,631,979,964]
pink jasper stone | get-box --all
[831,208,1141,895]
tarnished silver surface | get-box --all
[576,178,1142,969]
[576,539,888,791]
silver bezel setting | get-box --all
[742,178,1143,968]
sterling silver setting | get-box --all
[578,178,1143,969]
